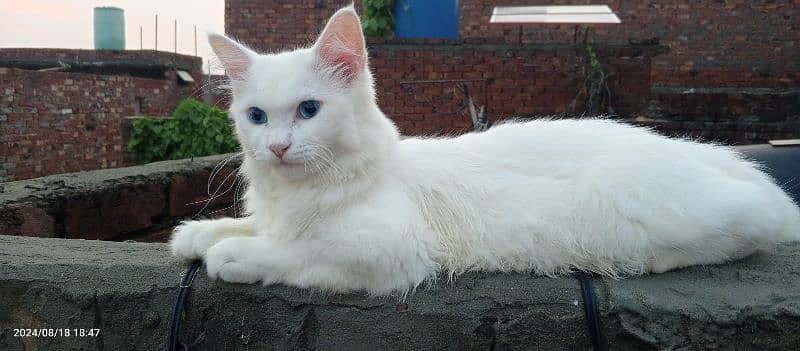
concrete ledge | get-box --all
[0,48,201,72]
[0,154,241,241]
[1,235,798,350]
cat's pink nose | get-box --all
[269,143,291,159]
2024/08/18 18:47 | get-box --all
[13,328,100,337]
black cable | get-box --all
[577,272,605,351]
[165,259,202,351]
[167,261,603,350]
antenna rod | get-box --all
[139,26,143,50]
[174,19,177,54]
[155,14,158,51]
[194,25,197,56]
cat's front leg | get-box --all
[204,233,437,293]
[204,236,283,284]
[204,236,372,287]
[170,217,256,260]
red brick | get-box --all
[169,168,238,218]
[0,202,56,237]
[63,183,167,240]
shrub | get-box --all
[127,99,239,164]
[127,117,172,164]
[362,0,395,37]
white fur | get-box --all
[172,7,800,295]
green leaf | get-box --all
[362,0,394,37]
[127,98,240,164]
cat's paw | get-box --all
[205,237,265,284]
[170,221,221,260]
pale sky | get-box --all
[0,0,225,72]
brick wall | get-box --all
[368,43,656,135]
[473,0,800,89]
[0,49,203,182]
[459,0,799,82]
[225,0,345,52]
[225,0,799,143]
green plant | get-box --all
[362,0,395,37]
[127,117,173,164]
[169,98,239,159]
[569,26,614,116]
[127,99,239,164]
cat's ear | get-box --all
[313,6,366,83]
[208,33,256,82]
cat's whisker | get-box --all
[307,151,331,183]
[301,155,311,174]
[206,175,248,218]
[307,141,346,184]
[207,151,245,196]
[309,151,334,185]
[204,151,249,198]
[187,75,231,105]
[192,150,253,218]
[232,175,248,217]
[187,172,242,206]
[193,167,241,219]
[302,142,338,185]
[319,145,345,176]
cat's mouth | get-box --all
[252,152,302,167]
[275,158,302,167]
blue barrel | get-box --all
[394,0,459,39]
[94,7,125,50]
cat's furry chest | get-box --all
[244,168,425,242]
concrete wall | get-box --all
[224,0,800,142]
[0,153,241,242]
[0,235,798,350]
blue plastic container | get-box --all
[394,0,459,39]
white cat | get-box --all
[171,6,800,295]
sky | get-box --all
[0,0,225,72]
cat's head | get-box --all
[209,6,396,182]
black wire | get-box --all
[577,272,605,351]
[166,260,202,351]
[167,261,603,350]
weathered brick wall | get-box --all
[2,69,170,181]
[225,0,800,143]
[225,0,349,52]
[459,0,799,80]
[369,43,655,135]
[0,50,203,182]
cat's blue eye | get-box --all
[298,100,321,119]
[247,107,267,125]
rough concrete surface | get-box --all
[0,235,798,350]
[0,153,239,207]
[0,153,241,241]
